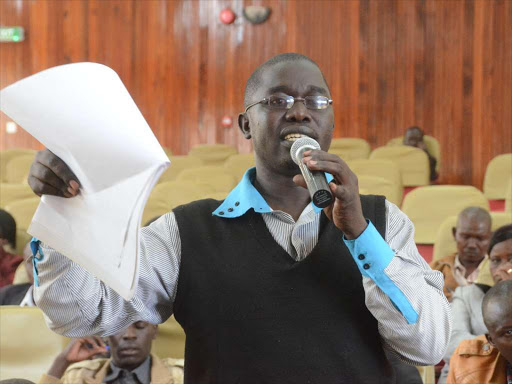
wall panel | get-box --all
[0,0,511,187]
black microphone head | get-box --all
[290,137,321,165]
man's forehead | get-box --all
[457,216,491,232]
[258,61,329,95]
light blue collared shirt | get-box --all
[212,168,418,324]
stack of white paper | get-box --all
[0,63,170,300]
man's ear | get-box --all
[238,113,251,139]
[485,333,495,347]
[452,227,457,239]
[151,324,158,340]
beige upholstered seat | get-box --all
[151,315,186,359]
[188,144,238,166]
[357,175,402,207]
[387,135,441,173]
[158,155,204,183]
[483,153,512,199]
[4,154,35,184]
[0,148,37,182]
[177,166,237,193]
[370,146,429,187]
[224,153,256,181]
[402,186,489,244]
[0,306,69,382]
[329,138,371,161]
[0,183,36,208]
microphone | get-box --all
[290,137,334,208]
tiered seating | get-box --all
[388,135,441,173]
[370,146,430,187]
[224,153,256,181]
[158,155,204,183]
[329,138,371,161]
[402,186,489,244]
[151,315,186,359]
[0,148,37,182]
[483,153,512,199]
[177,166,237,193]
[4,154,35,184]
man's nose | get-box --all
[121,326,137,339]
[466,238,479,248]
[285,102,312,123]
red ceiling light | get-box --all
[220,8,236,25]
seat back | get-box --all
[0,306,68,382]
[370,146,429,186]
[224,154,256,181]
[483,153,512,199]
[5,155,35,184]
[158,155,204,183]
[0,149,37,182]
[329,138,371,161]
[506,180,512,212]
[4,197,41,232]
[177,166,237,193]
[188,144,238,166]
[12,262,30,285]
[0,184,36,209]
[357,175,402,207]
[402,186,489,244]
[151,315,186,359]
[387,135,441,172]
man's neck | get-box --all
[459,256,484,277]
[253,165,311,221]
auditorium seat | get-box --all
[432,211,510,262]
[329,138,371,161]
[0,148,37,182]
[204,191,229,201]
[357,175,402,207]
[402,186,489,244]
[4,197,40,233]
[151,315,186,359]
[483,153,512,199]
[4,154,35,184]
[388,135,441,173]
[143,180,216,224]
[158,155,204,183]
[0,306,69,382]
[177,166,237,193]
[369,146,430,187]
[506,180,512,212]
[12,261,30,285]
[162,146,173,158]
[0,183,35,208]
[346,159,403,204]
[475,257,494,287]
[224,153,256,181]
[188,144,238,166]
[416,365,435,384]
[15,230,32,255]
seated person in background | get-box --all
[447,279,512,383]
[403,126,438,181]
[0,243,35,306]
[430,207,492,301]
[40,320,184,384]
[438,223,512,383]
[0,209,23,288]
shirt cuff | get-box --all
[343,221,419,324]
[30,238,44,287]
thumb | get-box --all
[293,174,307,189]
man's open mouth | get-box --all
[284,133,310,142]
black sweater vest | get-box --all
[173,195,395,384]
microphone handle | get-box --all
[297,152,334,208]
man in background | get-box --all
[0,243,34,306]
[447,279,512,383]
[403,126,438,181]
[430,207,492,301]
[0,209,23,288]
[40,321,184,384]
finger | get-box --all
[36,150,81,191]
[292,174,307,189]
[30,162,69,194]
[27,175,68,197]
[303,159,345,184]
[91,336,107,348]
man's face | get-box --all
[486,303,512,364]
[242,60,334,176]
[108,321,157,371]
[453,215,491,265]
[403,129,423,147]
[490,238,512,283]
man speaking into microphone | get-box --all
[29,53,450,383]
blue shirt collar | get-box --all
[212,167,333,218]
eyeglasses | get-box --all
[244,95,333,113]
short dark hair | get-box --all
[488,223,512,255]
[244,53,328,107]
[405,126,424,135]
[457,206,492,230]
[0,209,16,249]
[482,279,512,328]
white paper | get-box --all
[0,63,170,300]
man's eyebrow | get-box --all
[267,85,329,95]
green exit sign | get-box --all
[0,27,25,42]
